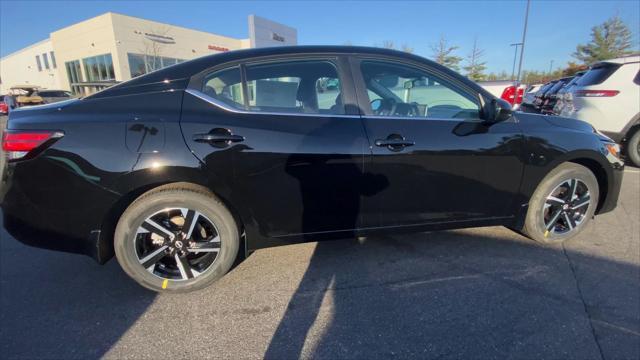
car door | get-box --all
[351,57,524,229]
[180,56,369,242]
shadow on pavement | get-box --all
[264,231,639,359]
[0,227,156,359]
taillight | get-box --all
[516,87,524,104]
[1,130,64,161]
[501,86,517,105]
[575,90,619,97]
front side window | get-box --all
[202,67,245,110]
[359,60,480,119]
[245,60,344,115]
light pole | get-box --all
[548,59,554,74]
[516,0,530,84]
[510,42,523,81]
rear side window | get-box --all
[577,64,621,86]
[245,60,344,115]
[202,67,245,110]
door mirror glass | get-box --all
[489,98,513,123]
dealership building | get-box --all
[0,12,297,94]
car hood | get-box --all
[515,112,613,142]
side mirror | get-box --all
[487,98,513,123]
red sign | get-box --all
[208,45,230,52]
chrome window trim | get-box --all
[185,88,361,119]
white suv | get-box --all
[562,55,640,166]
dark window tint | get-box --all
[42,53,50,70]
[65,60,84,95]
[38,90,71,97]
[359,60,480,119]
[35,55,42,71]
[577,63,621,86]
[127,52,186,78]
[82,53,115,81]
[245,60,344,115]
[50,51,57,68]
[202,67,245,110]
[634,70,640,85]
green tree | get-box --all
[573,15,633,65]
[463,38,487,81]
[430,35,463,71]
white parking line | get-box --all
[624,168,639,174]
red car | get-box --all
[0,99,8,115]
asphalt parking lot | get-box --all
[0,114,639,359]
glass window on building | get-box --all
[65,60,84,95]
[127,52,186,78]
[82,53,115,82]
[42,53,50,70]
[50,51,57,68]
[35,55,42,71]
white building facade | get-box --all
[0,13,297,94]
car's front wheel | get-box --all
[522,163,599,244]
[114,184,239,293]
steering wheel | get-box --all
[371,98,397,116]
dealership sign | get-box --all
[208,45,230,52]
[271,32,285,42]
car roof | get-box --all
[596,54,640,65]
[91,45,491,100]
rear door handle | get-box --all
[374,139,415,147]
[193,134,245,143]
[193,128,244,148]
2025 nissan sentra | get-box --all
[0,46,624,293]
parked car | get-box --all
[553,72,585,115]
[34,89,74,104]
[9,86,44,107]
[0,96,8,115]
[522,83,544,106]
[478,80,526,110]
[540,77,573,114]
[0,46,624,293]
[532,80,557,110]
[561,56,640,166]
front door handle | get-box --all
[193,128,244,148]
[375,134,415,152]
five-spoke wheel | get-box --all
[543,179,591,236]
[115,185,239,292]
[136,208,221,281]
[522,163,599,243]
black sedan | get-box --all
[0,46,624,293]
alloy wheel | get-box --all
[542,178,591,236]
[134,208,221,281]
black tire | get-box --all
[522,163,599,244]
[114,184,239,293]
[626,130,640,167]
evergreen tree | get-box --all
[573,15,634,65]
[430,35,463,71]
[463,38,487,81]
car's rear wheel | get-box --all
[626,129,640,167]
[114,185,239,293]
[522,163,599,244]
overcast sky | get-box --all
[1,0,638,74]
